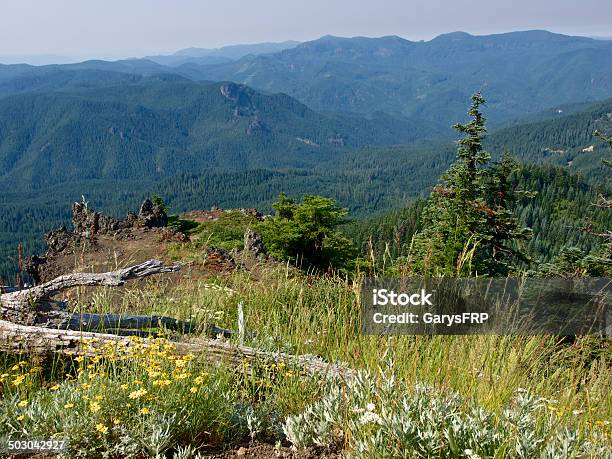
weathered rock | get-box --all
[156,227,190,243]
[45,227,78,254]
[239,208,264,220]
[26,255,47,284]
[72,202,134,236]
[138,199,168,228]
[244,228,266,256]
[204,246,235,270]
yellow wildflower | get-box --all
[11,362,27,371]
[140,407,151,415]
[50,384,61,391]
[17,400,28,408]
[129,389,148,399]
[64,403,75,409]
[89,401,101,413]
[190,387,198,394]
[95,423,108,434]
[16,415,25,421]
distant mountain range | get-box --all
[1,30,611,195]
[144,41,300,67]
[185,31,612,126]
[2,31,611,128]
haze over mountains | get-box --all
[1,30,611,192]
[144,41,300,67]
[2,31,611,125]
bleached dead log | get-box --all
[0,260,354,379]
[0,320,356,381]
[0,260,181,326]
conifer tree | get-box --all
[412,93,530,275]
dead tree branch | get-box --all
[0,320,355,381]
[1,260,181,327]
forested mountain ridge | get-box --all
[188,31,612,126]
[486,98,612,181]
[144,41,300,66]
[0,78,435,191]
[2,97,611,282]
[0,65,146,99]
[1,31,611,129]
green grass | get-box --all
[1,262,610,457]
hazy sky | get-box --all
[1,0,611,61]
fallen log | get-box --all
[1,260,354,379]
[0,319,356,381]
[0,260,181,327]
[49,312,195,333]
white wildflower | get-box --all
[359,411,383,425]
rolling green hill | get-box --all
[0,78,436,191]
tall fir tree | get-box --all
[412,93,530,276]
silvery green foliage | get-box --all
[500,389,545,458]
[167,444,207,459]
[231,401,284,441]
[284,383,344,448]
[139,415,176,457]
[283,369,611,458]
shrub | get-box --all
[284,369,611,458]
[257,193,356,272]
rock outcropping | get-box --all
[138,199,168,228]
[72,199,167,237]
[27,199,176,283]
[244,228,267,257]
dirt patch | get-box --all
[205,443,341,459]
[7,444,341,459]
[23,202,260,288]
